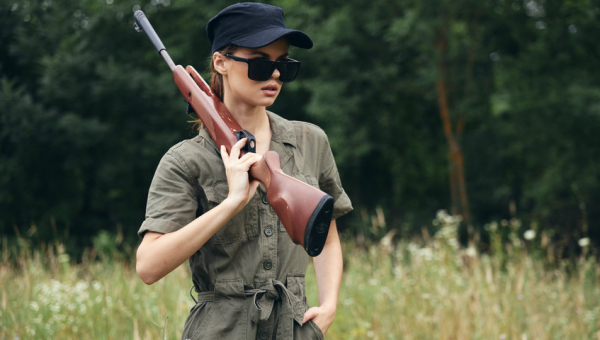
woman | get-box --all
[136,3,353,339]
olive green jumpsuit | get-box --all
[139,111,353,340]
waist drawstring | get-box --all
[193,279,305,338]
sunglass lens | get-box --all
[246,59,301,82]
[278,61,300,82]
[248,60,275,81]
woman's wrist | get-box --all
[222,195,248,214]
[319,301,337,318]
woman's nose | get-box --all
[270,66,281,80]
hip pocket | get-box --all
[293,319,325,340]
[183,279,248,340]
[181,301,212,340]
[308,320,325,340]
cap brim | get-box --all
[232,27,313,50]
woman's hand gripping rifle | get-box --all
[133,11,333,256]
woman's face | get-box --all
[216,39,291,109]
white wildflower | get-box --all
[486,222,498,232]
[74,281,89,292]
[436,209,450,220]
[448,238,460,250]
[465,247,477,257]
[408,243,420,254]
[524,229,536,240]
[418,247,434,261]
[578,238,590,247]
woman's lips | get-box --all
[261,84,279,96]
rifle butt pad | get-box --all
[253,151,334,256]
[303,195,334,256]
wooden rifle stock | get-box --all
[134,11,333,256]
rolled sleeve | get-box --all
[318,134,353,220]
[138,148,200,237]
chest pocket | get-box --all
[204,182,259,244]
[278,173,320,232]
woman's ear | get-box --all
[213,52,228,75]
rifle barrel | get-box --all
[134,10,175,70]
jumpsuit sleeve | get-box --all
[138,148,200,237]
[317,132,353,220]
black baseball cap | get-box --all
[207,2,313,54]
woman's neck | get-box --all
[223,96,270,136]
[223,95,273,156]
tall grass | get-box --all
[1,212,599,339]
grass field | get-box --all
[1,212,599,339]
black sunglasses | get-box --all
[224,54,301,82]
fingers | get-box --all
[238,152,263,169]
[302,307,318,324]
[221,137,259,162]
[231,137,249,159]
[220,145,229,163]
[221,137,246,158]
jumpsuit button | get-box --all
[262,195,269,204]
[263,259,273,270]
[264,226,273,237]
[258,330,269,339]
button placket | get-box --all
[258,329,269,340]
[264,226,273,237]
[258,192,277,278]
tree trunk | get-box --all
[434,27,472,229]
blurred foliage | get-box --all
[1,0,599,253]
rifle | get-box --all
[133,11,333,256]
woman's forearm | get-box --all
[136,197,242,285]
[313,220,343,311]
[137,139,262,285]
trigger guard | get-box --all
[234,130,257,153]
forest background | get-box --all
[1,0,599,258]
